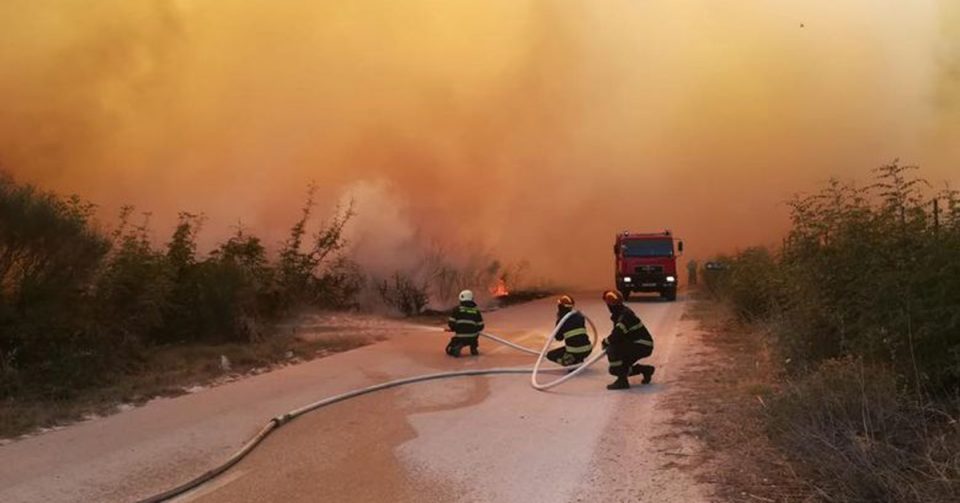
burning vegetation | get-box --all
[490,278,510,298]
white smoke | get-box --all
[339,179,422,278]
[338,179,515,312]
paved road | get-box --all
[0,293,708,503]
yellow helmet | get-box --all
[602,290,624,306]
[557,294,575,308]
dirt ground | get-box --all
[666,297,812,502]
[0,311,400,442]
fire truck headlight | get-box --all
[623,277,632,283]
[666,276,676,283]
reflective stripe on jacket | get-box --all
[608,306,653,349]
[554,311,593,354]
[449,301,484,338]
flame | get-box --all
[490,278,510,298]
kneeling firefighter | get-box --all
[601,290,655,390]
[546,295,594,366]
[445,290,485,357]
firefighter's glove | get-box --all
[601,337,609,350]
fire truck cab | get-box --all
[614,230,683,301]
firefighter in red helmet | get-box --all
[546,295,593,367]
[601,290,655,390]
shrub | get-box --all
[273,185,357,313]
[376,271,430,316]
[717,247,783,321]
[713,162,960,391]
[91,208,174,366]
[313,257,363,310]
[702,254,732,297]
[178,228,275,343]
[709,163,960,502]
[0,173,363,399]
[767,359,960,502]
[0,174,112,396]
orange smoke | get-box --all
[0,1,958,287]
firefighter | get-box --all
[546,295,594,367]
[445,289,485,357]
[687,259,699,286]
[601,290,655,390]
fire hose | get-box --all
[138,311,605,503]
[476,311,608,391]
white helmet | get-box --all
[459,289,474,302]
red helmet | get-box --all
[602,290,624,306]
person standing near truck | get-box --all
[687,259,699,286]
[601,290,655,390]
[445,290,485,357]
[546,295,594,367]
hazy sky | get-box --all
[1,0,957,285]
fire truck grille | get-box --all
[634,265,665,283]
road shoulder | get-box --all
[661,297,807,502]
[572,296,713,502]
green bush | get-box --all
[161,225,275,344]
[715,247,783,321]
[0,174,111,396]
[709,163,960,502]
[713,163,960,392]
[0,173,361,399]
[93,208,174,355]
[270,186,357,314]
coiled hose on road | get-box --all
[140,311,606,503]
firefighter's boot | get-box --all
[641,366,655,384]
[629,364,643,376]
[606,376,630,390]
[470,344,479,356]
[446,342,462,358]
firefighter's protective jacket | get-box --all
[554,310,593,355]
[606,305,653,352]
[448,301,484,338]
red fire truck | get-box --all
[613,230,683,301]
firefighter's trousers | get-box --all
[607,343,654,378]
[446,335,479,355]
[547,347,589,367]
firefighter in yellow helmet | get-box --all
[546,295,594,367]
[601,290,655,390]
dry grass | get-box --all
[678,295,960,503]
[0,332,375,440]
[766,359,960,503]
[668,295,812,502]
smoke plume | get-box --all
[1,0,957,287]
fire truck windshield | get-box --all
[622,239,674,257]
